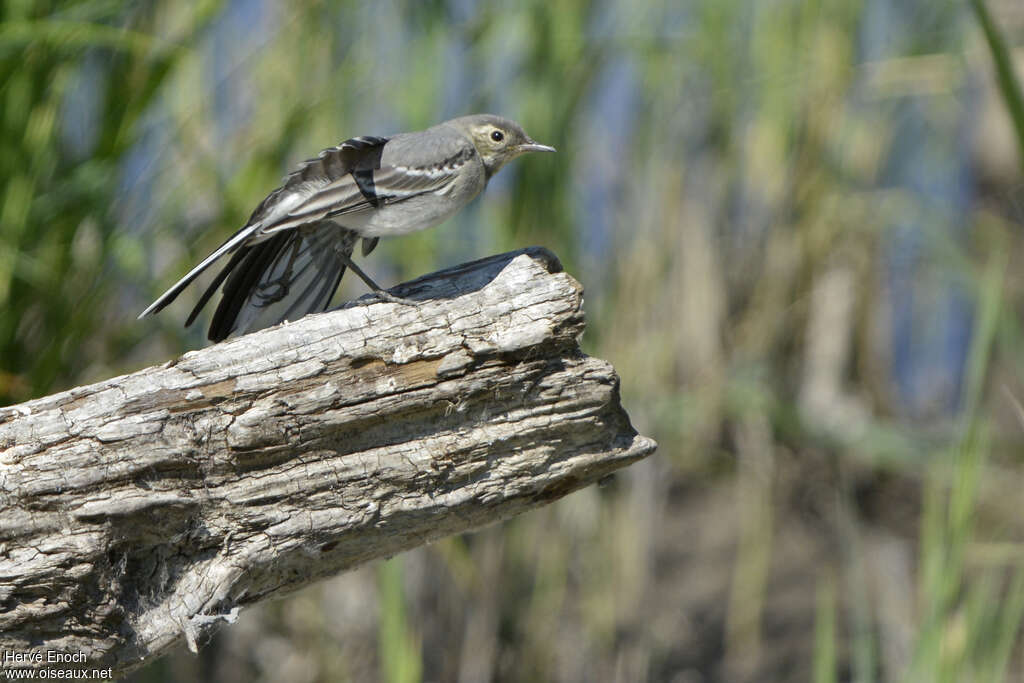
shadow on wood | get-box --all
[0,247,656,677]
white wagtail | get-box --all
[139,114,555,342]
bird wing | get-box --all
[259,149,474,234]
[136,135,389,320]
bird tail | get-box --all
[195,221,354,342]
[137,223,263,320]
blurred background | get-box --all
[4,0,1024,680]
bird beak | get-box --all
[518,140,557,153]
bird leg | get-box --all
[335,251,418,305]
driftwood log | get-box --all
[0,247,655,677]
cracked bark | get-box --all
[0,247,655,677]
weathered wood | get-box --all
[0,247,655,677]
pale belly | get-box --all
[346,194,456,237]
[341,173,486,238]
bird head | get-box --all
[450,114,556,178]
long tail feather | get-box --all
[137,224,262,319]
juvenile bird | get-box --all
[138,114,555,342]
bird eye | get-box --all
[490,130,504,142]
